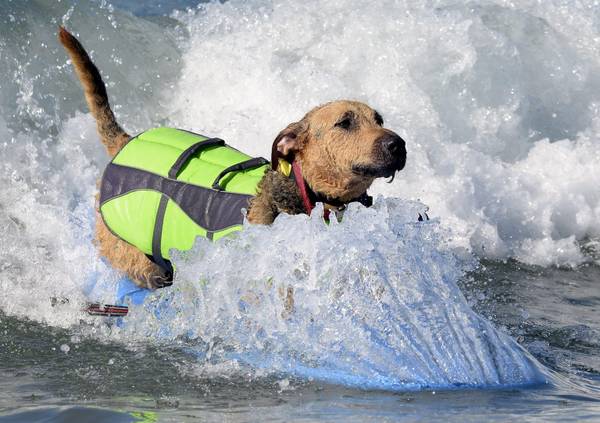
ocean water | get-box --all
[1,0,600,421]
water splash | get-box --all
[0,0,182,326]
[105,199,545,390]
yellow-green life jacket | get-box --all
[99,128,269,278]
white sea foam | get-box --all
[168,0,600,266]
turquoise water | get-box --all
[1,0,600,421]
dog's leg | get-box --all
[95,219,171,289]
[248,170,305,224]
[58,27,129,157]
[277,285,295,319]
[247,189,277,224]
[283,285,294,317]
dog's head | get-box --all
[272,100,406,202]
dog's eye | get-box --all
[335,116,353,130]
[374,111,384,126]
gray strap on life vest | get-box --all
[151,195,173,283]
[152,138,225,283]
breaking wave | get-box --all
[87,200,545,390]
[168,0,600,267]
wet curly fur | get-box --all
[59,27,406,289]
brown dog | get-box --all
[58,28,406,289]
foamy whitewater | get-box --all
[88,201,543,390]
[1,0,599,391]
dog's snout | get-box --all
[379,133,406,159]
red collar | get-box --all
[291,160,321,217]
[292,160,354,222]
[286,160,373,220]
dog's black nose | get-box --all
[379,133,406,160]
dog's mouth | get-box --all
[353,134,407,178]
[352,159,405,178]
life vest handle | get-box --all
[169,138,225,179]
[212,157,269,190]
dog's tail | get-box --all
[58,27,129,156]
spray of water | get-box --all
[97,200,544,390]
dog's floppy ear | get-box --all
[271,120,308,170]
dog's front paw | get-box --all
[137,267,173,289]
[147,273,173,289]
